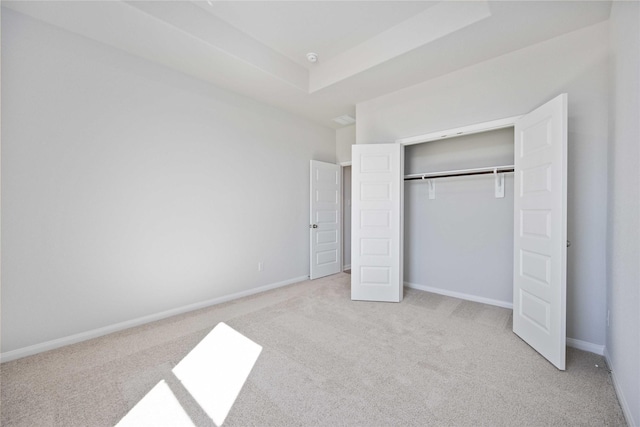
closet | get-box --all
[351,94,568,370]
[403,127,515,308]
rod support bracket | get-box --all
[495,169,505,198]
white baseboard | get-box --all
[0,275,308,363]
[343,264,351,271]
[566,338,604,355]
[404,281,513,309]
[604,348,637,427]
[405,282,608,356]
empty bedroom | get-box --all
[1,1,638,426]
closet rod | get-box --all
[404,165,515,181]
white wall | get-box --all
[1,9,335,355]
[404,129,514,305]
[606,2,640,425]
[357,22,609,347]
[336,125,355,164]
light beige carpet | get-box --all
[1,273,626,426]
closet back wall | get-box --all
[1,9,335,356]
[404,129,514,306]
[356,22,609,348]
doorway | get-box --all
[342,165,352,273]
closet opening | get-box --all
[403,127,515,308]
[352,94,568,369]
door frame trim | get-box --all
[341,164,352,272]
[395,115,522,146]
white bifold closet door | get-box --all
[513,94,568,370]
[350,94,567,370]
[351,143,404,302]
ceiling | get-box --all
[195,1,439,69]
[4,1,612,129]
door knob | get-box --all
[310,224,318,228]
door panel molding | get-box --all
[351,144,404,302]
[310,160,341,280]
[513,93,567,370]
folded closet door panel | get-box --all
[513,94,568,370]
[351,143,404,302]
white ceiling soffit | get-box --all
[3,1,612,128]
[308,1,491,92]
[4,1,310,91]
[127,1,309,91]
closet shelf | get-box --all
[404,165,515,181]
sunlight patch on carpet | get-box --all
[173,322,263,425]
[117,322,262,426]
[116,380,194,427]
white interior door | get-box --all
[310,160,341,280]
[351,143,404,302]
[513,94,568,370]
